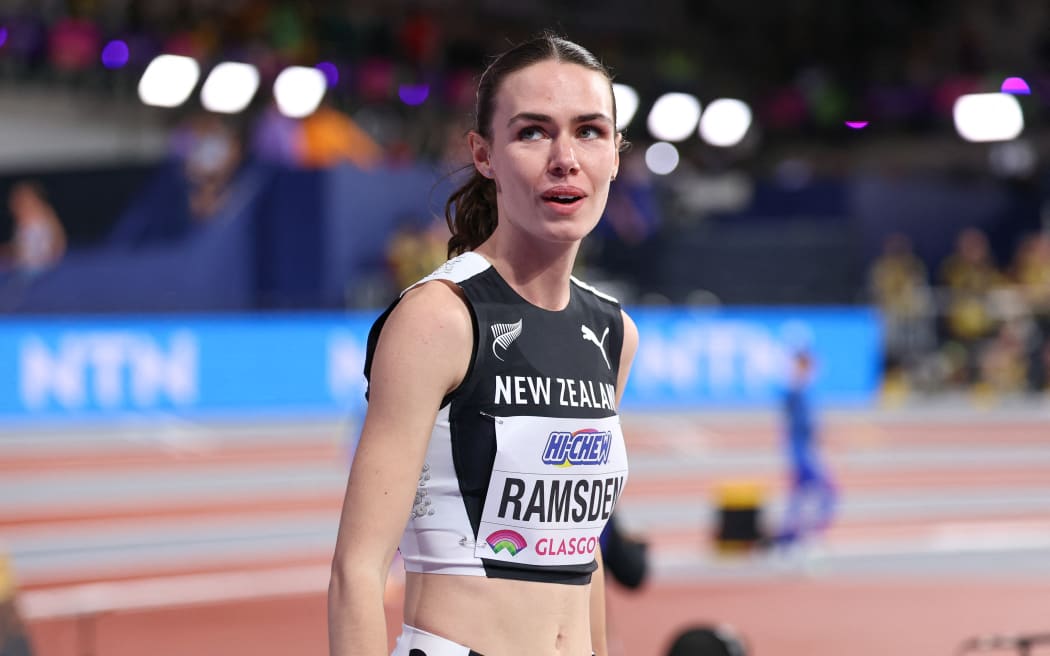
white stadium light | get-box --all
[200,61,260,114]
[612,83,639,131]
[138,54,200,108]
[644,141,680,175]
[273,66,328,118]
[646,92,702,142]
[699,98,753,147]
[952,93,1024,143]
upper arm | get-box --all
[332,281,473,574]
[616,309,638,407]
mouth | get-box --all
[542,193,584,205]
[540,187,587,209]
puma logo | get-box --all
[581,324,611,369]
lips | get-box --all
[541,186,587,205]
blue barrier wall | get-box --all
[0,307,880,425]
[628,307,882,408]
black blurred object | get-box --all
[666,624,749,656]
[0,551,34,656]
[0,601,35,656]
[601,513,649,590]
[713,481,765,553]
[957,632,1050,655]
[716,506,763,545]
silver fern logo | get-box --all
[491,319,523,361]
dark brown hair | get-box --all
[444,32,617,257]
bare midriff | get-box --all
[403,571,592,656]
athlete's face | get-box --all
[470,60,620,247]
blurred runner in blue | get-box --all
[776,347,836,545]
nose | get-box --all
[548,135,579,177]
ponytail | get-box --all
[444,168,497,257]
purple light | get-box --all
[844,120,869,129]
[0,27,7,48]
[315,61,339,87]
[1000,77,1031,95]
[398,83,429,106]
[100,40,129,69]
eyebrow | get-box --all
[507,112,614,127]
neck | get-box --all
[475,233,580,311]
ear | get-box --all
[611,133,623,181]
[468,131,494,178]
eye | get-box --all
[578,125,605,139]
[518,126,545,141]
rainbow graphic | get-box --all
[486,530,527,556]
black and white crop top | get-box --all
[363,252,629,585]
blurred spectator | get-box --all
[1034,339,1050,396]
[867,232,933,398]
[976,318,1033,398]
[398,9,442,66]
[0,11,49,79]
[937,227,1006,385]
[1,181,66,275]
[299,101,384,170]
[47,10,100,79]
[265,1,312,62]
[171,112,244,221]
[385,217,447,291]
[600,148,662,243]
[588,148,663,291]
[1011,232,1050,347]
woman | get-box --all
[329,32,638,656]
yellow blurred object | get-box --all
[879,371,910,408]
[0,551,14,601]
[715,480,765,509]
[970,381,997,409]
[713,480,766,554]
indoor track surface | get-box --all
[4,402,1050,656]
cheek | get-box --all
[584,147,619,176]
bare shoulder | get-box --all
[385,279,472,341]
[371,280,473,394]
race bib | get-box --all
[475,414,628,567]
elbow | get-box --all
[329,554,353,603]
[328,549,389,604]
[328,552,353,612]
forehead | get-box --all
[494,60,613,121]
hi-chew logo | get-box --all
[542,429,612,467]
[486,529,527,556]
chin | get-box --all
[546,221,600,244]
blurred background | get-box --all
[1,1,1049,655]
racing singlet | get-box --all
[363,252,628,585]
